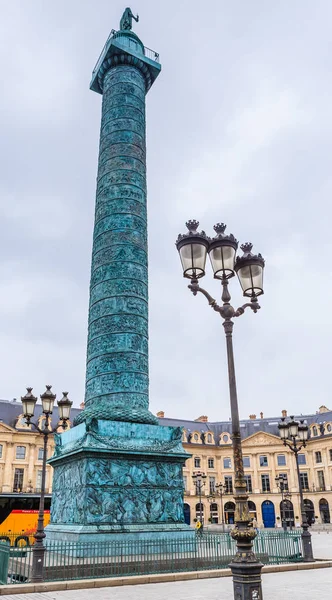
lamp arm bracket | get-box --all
[234,301,261,318]
[188,283,224,315]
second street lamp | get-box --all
[177,220,265,600]
[278,416,314,562]
[192,472,206,529]
[21,386,72,583]
[215,482,226,532]
[275,474,289,532]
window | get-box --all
[0,445,2,458]
[207,433,212,443]
[16,446,26,460]
[194,433,199,442]
[312,426,318,437]
[38,448,44,461]
[209,477,216,494]
[13,468,24,491]
[222,434,229,443]
[315,451,322,464]
[194,457,201,468]
[261,474,270,492]
[277,455,286,466]
[259,455,268,467]
[298,453,306,465]
[183,476,187,492]
[208,458,214,469]
[317,470,326,491]
[327,424,332,433]
[243,456,250,468]
[224,476,233,494]
[300,472,309,490]
[36,470,42,491]
[244,475,252,493]
[223,457,231,469]
[279,473,289,491]
[329,449,332,462]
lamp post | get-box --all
[21,385,72,583]
[278,416,314,561]
[275,474,288,531]
[192,472,206,528]
[177,220,265,600]
[215,482,226,531]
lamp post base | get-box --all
[229,559,263,600]
[301,527,314,562]
[30,545,46,583]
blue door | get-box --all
[183,503,191,526]
[262,501,275,528]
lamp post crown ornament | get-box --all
[212,223,238,245]
[22,387,37,401]
[176,220,210,245]
[237,242,265,265]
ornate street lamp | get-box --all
[278,416,313,561]
[215,482,227,532]
[176,220,265,600]
[192,471,206,529]
[21,386,72,582]
[275,474,289,532]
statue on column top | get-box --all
[120,7,139,31]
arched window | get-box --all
[319,498,330,523]
[195,502,204,523]
[312,426,318,437]
[248,501,257,520]
[209,502,219,523]
[194,433,199,442]
[224,501,235,524]
[280,499,294,527]
[326,423,332,433]
[207,433,212,443]
[304,499,314,525]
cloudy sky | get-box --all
[0,1,331,422]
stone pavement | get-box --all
[0,570,331,600]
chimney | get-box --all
[80,401,85,410]
[195,415,208,423]
[157,411,165,418]
[260,412,264,419]
[281,409,287,418]
[249,414,257,420]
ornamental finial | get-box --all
[240,242,253,254]
[120,7,139,31]
[213,223,227,235]
[185,220,199,233]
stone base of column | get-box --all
[47,419,191,545]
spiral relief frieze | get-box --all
[75,60,157,426]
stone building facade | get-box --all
[0,399,331,528]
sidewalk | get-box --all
[0,568,331,600]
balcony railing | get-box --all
[92,31,159,78]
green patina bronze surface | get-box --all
[47,12,191,542]
[75,12,161,427]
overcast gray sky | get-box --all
[0,1,331,421]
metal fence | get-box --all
[1,530,303,585]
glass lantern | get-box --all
[40,385,56,415]
[235,243,265,297]
[176,220,210,279]
[57,392,73,421]
[208,223,238,279]
[21,387,38,418]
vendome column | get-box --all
[47,9,191,543]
